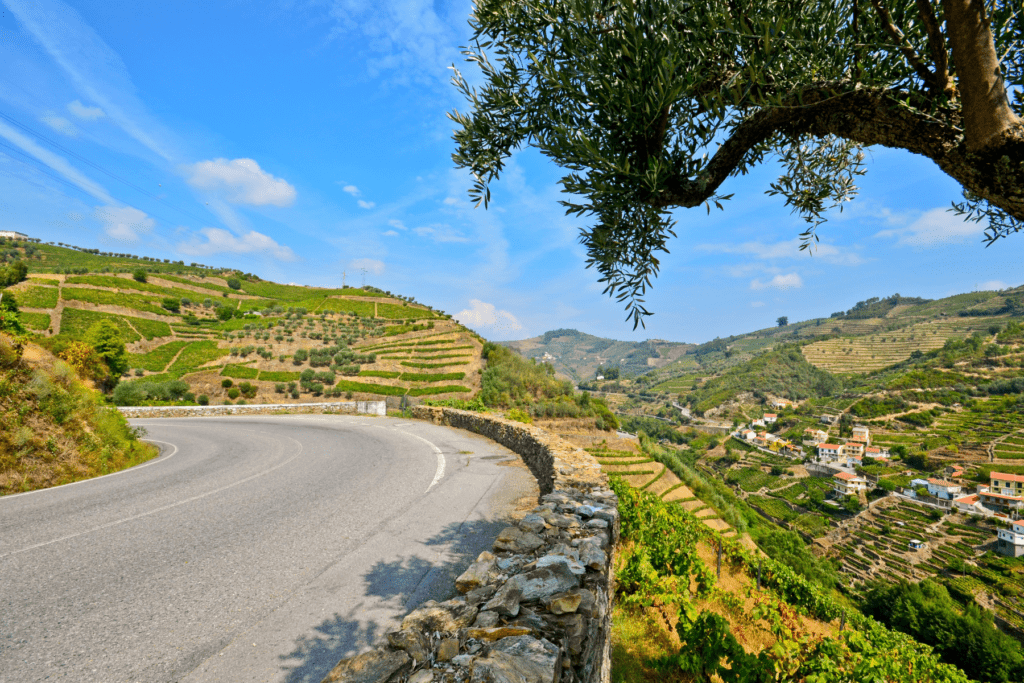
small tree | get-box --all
[132,269,147,283]
[161,297,180,313]
[226,277,241,290]
[86,320,128,382]
[777,316,789,327]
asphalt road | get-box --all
[0,414,537,683]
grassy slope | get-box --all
[0,334,159,495]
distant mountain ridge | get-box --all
[506,285,1024,384]
[501,328,694,380]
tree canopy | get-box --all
[450,0,1023,326]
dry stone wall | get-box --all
[321,406,618,683]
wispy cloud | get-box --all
[455,299,522,332]
[382,230,399,237]
[875,207,986,246]
[697,238,863,265]
[67,99,104,120]
[95,205,153,242]
[41,114,78,137]
[0,117,114,203]
[185,158,297,207]
[341,184,360,196]
[350,257,385,275]
[178,227,297,260]
[320,0,462,87]
[357,199,375,209]
[750,301,765,307]
[750,273,803,290]
[977,280,1009,291]
[413,223,469,243]
[6,0,177,161]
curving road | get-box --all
[0,415,537,683]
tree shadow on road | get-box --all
[277,518,510,683]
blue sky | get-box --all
[1,0,1021,344]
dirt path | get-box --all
[50,275,65,335]
[161,345,187,373]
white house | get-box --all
[763,413,778,424]
[771,399,791,410]
[0,230,27,239]
[998,520,1024,557]
[833,471,868,496]
[926,478,962,500]
[820,414,839,425]
[817,443,843,459]
[751,418,766,428]
[851,425,870,444]
[954,493,984,515]
[740,429,756,441]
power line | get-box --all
[0,110,212,225]
[0,140,178,227]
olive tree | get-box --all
[449,0,1023,326]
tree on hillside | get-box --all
[450,0,1023,327]
[777,316,789,327]
[87,320,129,386]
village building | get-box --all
[832,471,868,496]
[804,428,829,443]
[841,441,865,458]
[990,472,1024,496]
[817,443,842,459]
[953,493,984,515]
[0,230,27,239]
[998,520,1024,557]
[926,478,962,500]
[763,413,777,424]
[944,464,966,479]
[770,399,791,410]
[978,490,1024,515]
[740,429,756,441]
[820,414,839,425]
[851,425,870,444]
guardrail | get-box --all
[117,400,387,418]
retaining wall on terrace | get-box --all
[320,406,618,683]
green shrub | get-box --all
[238,381,257,399]
[161,297,180,313]
[132,269,147,283]
[227,388,240,399]
[197,394,209,405]
[222,378,233,388]
[226,277,241,290]
[506,408,532,424]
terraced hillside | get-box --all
[802,318,1003,373]
[0,241,481,404]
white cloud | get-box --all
[455,299,522,332]
[413,223,469,243]
[697,238,862,264]
[750,301,765,307]
[94,205,154,242]
[875,207,986,246]
[357,199,376,209]
[178,227,297,260]
[185,158,296,207]
[382,230,399,237]
[388,219,407,230]
[350,257,385,275]
[67,99,105,120]
[750,273,803,290]
[442,196,459,205]
[41,114,78,137]
[977,280,1009,291]
[342,184,360,196]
